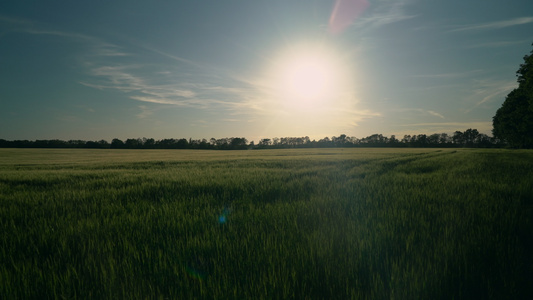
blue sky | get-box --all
[1,0,532,142]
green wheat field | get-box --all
[1,148,532,299]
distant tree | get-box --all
[98,140,110,148]
[85,141,100,148]
[125,138,142,149]
[453,131,465,146]
[439,133,451,145]
[389,135,399,146]
[493,43,533,148]
[216,138,230,149]
[347,136,359,145]
[476,133,493,148]
[258,139,272,147]
[230,137,248,149]
[463,129,479,147]
[428,133,440,145]
[409,135,418,145]
[157,138,177,149]
[143,138,155,149]
[402,135,411,144]
[318,137,331,147]
[333,134,347,146]
[416,134,428,147]
[69,140,86,148]
[176,138,189,149]
[198,139,210,149]
[111,138,125,149]
[11,140,31,148]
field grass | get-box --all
[0,148,532,299]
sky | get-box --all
[1,0,533,142]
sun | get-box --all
[282,55,334,101]
[269,43,348,111]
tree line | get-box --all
[0,129,504,150]
[256,129,498,148]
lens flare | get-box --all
[218,215,227,224]
[329,0,369,34]
[185,265,207,280]
[218,206,231,224]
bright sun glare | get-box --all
[270,43,348,112]
[282,56,333,100]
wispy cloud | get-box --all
[341,108,381,118]
[324,107,382,129]
[449,16,533,32]
[0,14,33,28]
[82,64,269,113]
[2,18,218,111]
[1,16,132,58]
[0,15,32,38]
[410,69,484,79]
[137,105,154,119]
[24,30,132,57]
[80,61,251,112]
[353,0,417,29]
[465,39,531,49]
[55,114,79,122]
[129,96,189,106]
[399,108,445,119]
[464,78,517,112]
[66,32,276,115]
[134,42,205,69]
[427,110,445,119]
[75,105,95,113]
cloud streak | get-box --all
[409,69,484,79]
[0,14,131,57]
[353,0,417,29]
[449,16,533,32]
[427,110,445,119]
[137,105,154,119]
[82,61,273,114]
[4,21,228,112]
[465,39,531,49]
[398,108,446,119]
[464,78,517,112]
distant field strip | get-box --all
[0,148,532,299]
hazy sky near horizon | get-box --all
[1,0,533,142]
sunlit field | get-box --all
[1,148,532,299]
